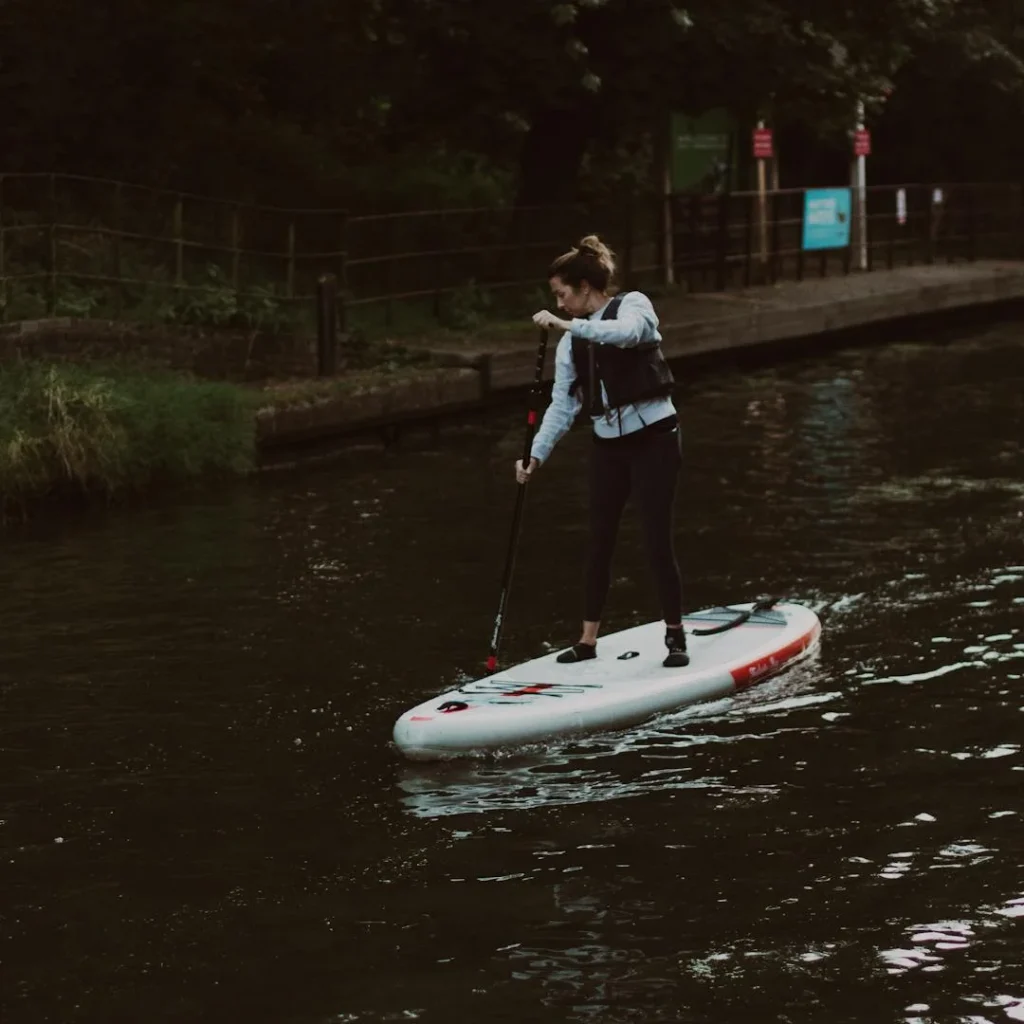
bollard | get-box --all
[316,273,338,376]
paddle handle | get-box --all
[487,327,550,671]
[521,328,549,464]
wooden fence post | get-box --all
[743,194,753,288]
[230,204,241,293]
[0,174,6,322]
[338,210,349,335]
[173,197,184,289]
[1019,184,1024,260]
[112,181,123,316]
[714,191,729,291]
[769,191,781,284]
[286,220,296,299]
[48,174,58,315]
[925,186,935,265]
[316,273,338,376]
[796,197,806,282]
[622,193,635,289]
[967,186,977,262]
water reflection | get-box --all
[396,656,830,818]
[2,325,1024,1024]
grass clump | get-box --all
[0,360,257,517]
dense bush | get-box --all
[0,360,256,516]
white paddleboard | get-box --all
[392,601,821,760]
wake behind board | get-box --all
[392,601,821,761]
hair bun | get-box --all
[576,235,615,273]
[548,234,617,289]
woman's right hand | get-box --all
[515,458,539,484]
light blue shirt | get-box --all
[530,290,677,465]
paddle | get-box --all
[486,327,550,672]
[690,596,782,637]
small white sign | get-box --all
[896,188,907,226]
[933,188,944,205]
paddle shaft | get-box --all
[487,328,549,670]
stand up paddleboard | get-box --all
[392,600,821,761]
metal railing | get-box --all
[1,173,1022,337]
[666,182,1024,293]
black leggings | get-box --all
[584,419,683,624]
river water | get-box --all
[2,321,1023,1024]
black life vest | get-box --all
[570,293,675,417]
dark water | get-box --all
[2,323,1023,1024]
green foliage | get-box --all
[330,149,515,213]
[1,280,48,322]
[4,0,1024,245]
[0,360,256,516]
[437,281,494,331]
[155,265,297,333]
[340,329,434,371]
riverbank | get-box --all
[254,261,1024,455]
[4,260,1024,517]
[0,360,255,519]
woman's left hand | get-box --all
[533,310,571,332]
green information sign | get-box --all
[669,109,735,193]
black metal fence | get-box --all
[666,182,1024,293]
[1,173,1021,335]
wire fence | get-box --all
[1,173,1022,337]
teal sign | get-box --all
[802,189,851,250]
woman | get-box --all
[516,235,689,668]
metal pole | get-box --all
[756,121,768,274]
[855,101,868,271]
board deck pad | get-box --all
[393,602,821,760]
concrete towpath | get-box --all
[255,261,1024,451]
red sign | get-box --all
[752,127,774,160]
[854,128,872,157]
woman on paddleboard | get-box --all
[515,235,689,669]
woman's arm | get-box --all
[568,291,658,348]
[529,335,580,465]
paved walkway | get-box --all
[256,261,1024,452]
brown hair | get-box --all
[547,234,617,292]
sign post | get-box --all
[852,105,870,270]
[753,122,774,271]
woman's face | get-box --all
[550,276,591,317]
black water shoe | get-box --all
[557,642,597,664]
[663,627,690,668]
